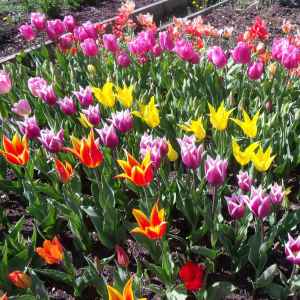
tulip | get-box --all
[28,77,47,97]
[177,134,195,148]
[114,148,153,185]
[8,271,32,288]
[190,52,201,64]
[59,36,72,48]
[117,52,131,68]
[242,185,270,219]
[95,124,119,149]
[36,83,57,106]
[81,38,98,57]
[57,96,76,116]
[12,99,31,116]
[247,61,263,80]
[62,128,103,168]
[231,109,260,138]
[63,15,76,33]
[78,113,92,128]
[0,133,29,165]
[179,261,205,291]
[159,31,174,51]
[140,132,154,149]
[19,24,36,40]
[88,65,96,75]
[37,128,64,153]
[107,110,133,134]
[127,38,144,55]
[266,100,272,111]
[208,46,228,68]
[53,158,75,183]
[81,104,101,126]
[94,257,102,272]
[232,137,260,166]
[270,183,286,205]
[156,136,169,156]
[72,86,94,108]
[229,42,251,64]
[113,83,133,108]
[0,70,11,94]
[48,19,64,37]
[17,115,41,139]
[224,193,245,219]
[250,146,276,172]
[137,53,147,64]
[285,234,300,265]
[31,12,46,31]
[153,45,163,57]
[224,26,233,37]
[137,12,153,26]
[138,31,156,52]
[131,97,160,128]
[272,38,289,61]
[172,40,194,61]
[130,199,166,239]
[237,170,253,193]
[46,26,59,42]
[167,141,178,161]
[282,44,299,69]
[36,236,63,264]
[282,20,292,34]
[180,142,203,170]
[91,79,115,108]
[208,102,235,131]
[177,117,206,142]
[74,26,89,42]
[115,245,129,268]
[1,293,7,300]
[82,20,97,39]
[141,145,161,170]
[205,154,228,186]
[103,34,118,53]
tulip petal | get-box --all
[130,227,151,238]
[150,200,161,227]
[0,152,22,165]
[107,285,123,300]
[3,134,18,156]
[12,133,25,156]
[132,208,151,231]
[124,149,140,169]
[123,276,134,300]
[131,166,146,185]
[70,136,82,154]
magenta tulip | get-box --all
[247,61,264,80]
[0,71,12,94]
[82,21,97,39]
[285,234,300,265]
[272,38,289,62]
[81,104,101,126]
[137,53,147,64]
[117,52,131,68]
[208,46,228,68]
[141,145,162,170]
[37,128,64,153]
[205,154,228,186]
[48,19,64,37]
[229,42,251,64]
[95,124,119,149]
[237,170,253,193]
[266,100,272,111]
[224,193,245,219]
[177,134,195,147]
[74,26,89,43]
[180,142,203,170]
[63,15,76,33]
[282,44,299,69]
[12,99,31,116]
[190,52,201,64]
[46,26,59,42]
[36,84,57,105]
[19,24,36,41]
[72,86,94,108]
[153,45,163,57]
[138,31,156,52]
[107,110,133,134]
[28,77,47,97]
[81,38,98,57]
[17,115,41,139]
[270,183,286,205]
[172,40,194,61]
[159,31,174,52]
[103,34,118,53]
[156,136,169,156]
[57,96,76,116]
[59,36,72,48]
[127,38,144,55]
[31,13,46,31]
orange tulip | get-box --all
[1,293,7,300]
[107,276,147,300]
[8,271,32,288]
[36,236,63,264]
[114,149,153,186]
[62,128,103,168]
[0,133,29,165]
[53,158,75,183]
[130,199,167,239]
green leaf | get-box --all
[263,283,287,300]
[55,49,68,73]
[144,285,164,297]
[190,246,220,261]
[33,269,75,288]
[28,270,49,300]
[207,282,235,300]
[248,231,267,273]
[254,264,277,288]
[143,260,170,285]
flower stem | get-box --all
[143,185,151,217]
[235,219,238,238]
[212,185,217,220]
[289,264,296,282]
[260,218,264,245]
[71,115,83,138]
[156,170,161,198]
[249,80,255,101]
[24,166,38,198]
[193,169,197,191]
[158,238,172,288]
[94,166,102,193]
[53,105,62,122]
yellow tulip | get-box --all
[267,63,276,75]
[167,141,178,161]
[177,117,206,142]
[230,109,260,138]
[78,113,92,128]
[285,186,292,196]
[232,137,259,165]
[250,146,276,172]
[208,102,235,131]
[91,79,115,108]
[113,83,134,108]
[131,97,160,128]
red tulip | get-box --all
[179,261,205,291]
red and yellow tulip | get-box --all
[53,158,75,183]
[0,293,7,300]
[36,236,63,264]
[62,128,103,168]
[0,133,29,165]
[8,271,32,288]
[130,199,167,239]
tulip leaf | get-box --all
[33,269,75,288]
[253,264,277,289]
[144,285,164,297]
[248,231,267,273]
[143,260,170,285]
[28,270,49,300]
[55,49,68,73]
[7,297,36,300]
[190,246,220,261]
[263,283,287,300]
[207,282,235,300]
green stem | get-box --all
[143,185,151,217]
[24,166,38,198]
[71,115,83,138]
[260,218,264,245]
[53,105,62,122]
[156,170,161,199]
[94,166,102,193]
[5,93,13,107]
[158,238,172,289]
[289,264,296,282]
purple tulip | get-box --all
[82,104,101,126]
[137,53,147,64]
[208,46,228,68]
[12,99,31,116]
[177,134,194,147]
[37,128,64,153]
[141,145,161,170]
[57,96,76,116]
[205,154,228,186]
[270,183,286,205]
[247,61,264,80]
[224,193,245,219]
[190,52,201,64]
[28,77,47,97]
[17,115,41,139]
[103,34,118,53]
[63,15,76,33]
[117,52,131,68]
[272,38,289,62]
[285,234,300,265]
[242,185,270,219]
[172,40,194,61]
[107,110,133,134]
[95,124,119,149]
[140,132,154,149]
[159,31,174,52]
[140,133,169,157]
[153,45,163,57]
[19,24,36,41]
[0,71,12,94]
[237,170,253,193]
[48,19,64,37]
[229,42,251,64]
[127,38,144,55]
[81,38,98,57]
[31,13,46,31]
[36,83,57,106]
[74,26,89,43]
[72,86,94,108]
[82,21,97,39]
[156,136,169,156]
[181,142,203,170]
[282,44,299,69]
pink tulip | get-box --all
[224,193,245,219]
[140,133,169,157]
[36,83,57,106]
[117,52,131,68]
[57,96,76,116]
[37,128,64,153]
[103,34,118,53]
[153,45,163,57]
[159,31,174,52]
[115,245,129,268]
[63,15,76,33]
[46,26,59,42]
[208,46,228,68]
[127,38,144,55]
[28,77,47,97]
[205,155,228,186]
[74,26,89,43]
[229,42,251,64]
[190,52,201,64]
[82,21,97,39]
[31,13,46,31]
[95,124,119,149]
[72,86,94,108]
[19,24,36,41]
[177,134,194,147]
[140,132,153,149]
[266,100,272,111]
[12,99,31,116]
[0,71,12,94]
[59,36,72,48]
[172,40,194,61]
[107,110,133,134]
[156,136,169,156]
[270,183,286,205]
[82,104,101,126]
[282,44,299,69]
[81,38,98,57]
[137,53,147,64]
[180,141,203,170]
[138,31,156,52]
[17,115,41,139]
[247,61,263,80]
[237,170,253,193]
[141,145,161,170]
[285,234,300,265]
[48,19,64,37]
[272,38,289,62]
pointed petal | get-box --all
[131,166,146,185]
[132,208,151,231]
[151,200,160,227]
[107,285,123,300]
[123,276,134,300]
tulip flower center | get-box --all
[293,251,299,258]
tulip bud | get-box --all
[230,92,235,107]
[294,132,299,144]
[61,72,67,87]
[156,87,161,102]
[238,98,244,111]
[8,271,32,288]
[130,77,135,86]
[70,66,77,79]
[94,257,102,272]
[88,64,96,75]
[115,245,129,268]
[50,62,59,77]
[9,62,17,78]
[266,100,272,111]
[218,75,223,85]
